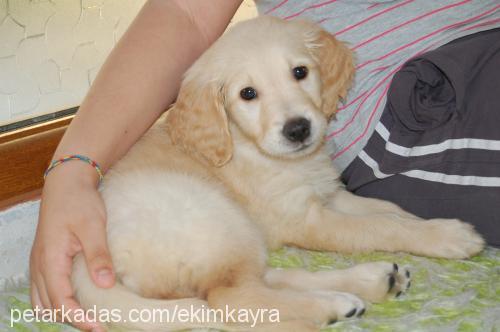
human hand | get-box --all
[30,162,114,331]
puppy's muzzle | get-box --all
[282,117,311,143]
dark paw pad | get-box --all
[388,275,396,290]
[345,308,357,318]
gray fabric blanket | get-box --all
[343,28,500,246]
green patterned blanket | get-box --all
[1,247,499,332]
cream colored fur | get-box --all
[72,17,484,331]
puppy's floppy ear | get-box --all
[306,26,355,119]
[166,78,232,167]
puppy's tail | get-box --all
[71,255,237,331]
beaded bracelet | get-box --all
[44,154,104,183]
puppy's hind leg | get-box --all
[264,262,411,303]
[207,280,365,330]
[73,254,219,331]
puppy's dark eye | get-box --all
[240,87,257,100]
[293,66,308,80]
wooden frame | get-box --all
[0,109,76,210]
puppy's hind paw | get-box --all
[344,261,411,303]
[311,290,366,326]
[388,263,411,299]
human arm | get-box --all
[30,0,242,330]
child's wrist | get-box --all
[44,158,102,188]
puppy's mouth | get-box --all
[293,142,312,152]
[287,138,322,155]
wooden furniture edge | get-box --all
[0,116,73,209]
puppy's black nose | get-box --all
[282,117,311,143]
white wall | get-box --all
[0,0,146,124]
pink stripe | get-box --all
[265,0,289,15]
[367,3,380,10]
[352,0,471,51]
[317,17,329,24]
[331,82,392,160]
[369,65,391,74]
[284,0,339,20]
[334,0,414,36]
[337,90,368,112]
[356,4,500,70]
[463,17,500,31]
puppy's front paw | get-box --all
[415,219,485,259]
[343,262,411,303]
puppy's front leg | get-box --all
[328,189,419,219]
[265,262,411,303]
[289,200,484,259]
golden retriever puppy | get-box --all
[72,16,484,331]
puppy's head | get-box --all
[166,16,354,166]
